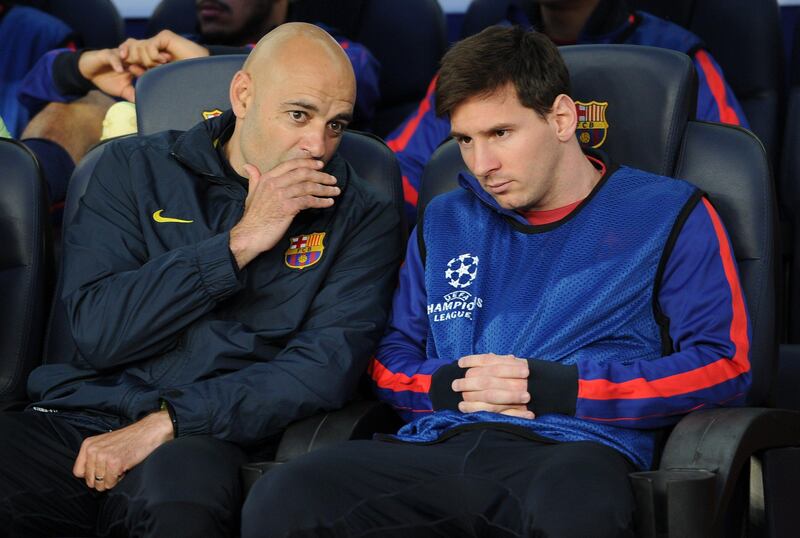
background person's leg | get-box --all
[0,411,101,537]
[20,91,114,166]
[98,435,248,538]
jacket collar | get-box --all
[457,148,614,228]
[170,109,236,180]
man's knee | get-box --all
[242,454,338,538]
[108,436,247,537]
[524,443,636,537]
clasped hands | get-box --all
[452,353,535,420]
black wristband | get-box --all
[526,359,578,416]
[53,49,97,97]
[429,362,467,411]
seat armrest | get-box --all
[241,400,403,497]
[275,399,403,462]
[658,407,800,536]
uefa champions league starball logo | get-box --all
[445,253,479,289]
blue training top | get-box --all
[371,155,752,470]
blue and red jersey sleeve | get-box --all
[17,49,77,113]
[693,49,749,128]
[385,76,451,226]
[573,198,751,428]
[368,228,451,421]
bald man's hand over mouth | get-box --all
[229,158,340,269]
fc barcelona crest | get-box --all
[202,109,224,120]
[575,101,609,149]
[285,233,326,270]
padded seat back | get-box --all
[346,0,447,136]
[135,55,244,136]
[0,140,53,400]
[47,0,125,48]
[780,25,800,342]
[630,0,783,163]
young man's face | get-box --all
[196,0,283,45]
[450,83,565,213]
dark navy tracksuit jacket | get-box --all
[27,112,403,445]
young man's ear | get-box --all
[550,94,578,142]
[230,71,253,119]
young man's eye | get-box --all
[495,129,508,138]
[456,136,472,145]
[329,121,345,134]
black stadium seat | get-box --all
[780,24,800,344]
[146,0,448,137]
[0,140,53,408]
[629,0,784,166]
[40,0,125,48]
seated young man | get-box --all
[241,25,751,537]
[0,23,401,538]
[390,0,748,226]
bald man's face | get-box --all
[233,40,356,173]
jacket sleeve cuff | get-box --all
[159,389,210,437]
[194,232,242,301]
[53,50,96,96]
[526,359,578,416]
[429,361,467,411]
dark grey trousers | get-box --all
[242,428,636,538]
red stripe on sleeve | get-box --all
[368,359,431,393]
[402,175,419,207]
[387,75,439,153]
[578,199,750,401]
[695,50,741,126]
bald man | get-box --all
[0,23,402,538]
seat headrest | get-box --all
[136,55,246,136]
[561,44,696,177]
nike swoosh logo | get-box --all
[152,209,194,223]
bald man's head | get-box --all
[225,23,356,177]
[243,22,352,75]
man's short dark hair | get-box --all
[435,26,570,119]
